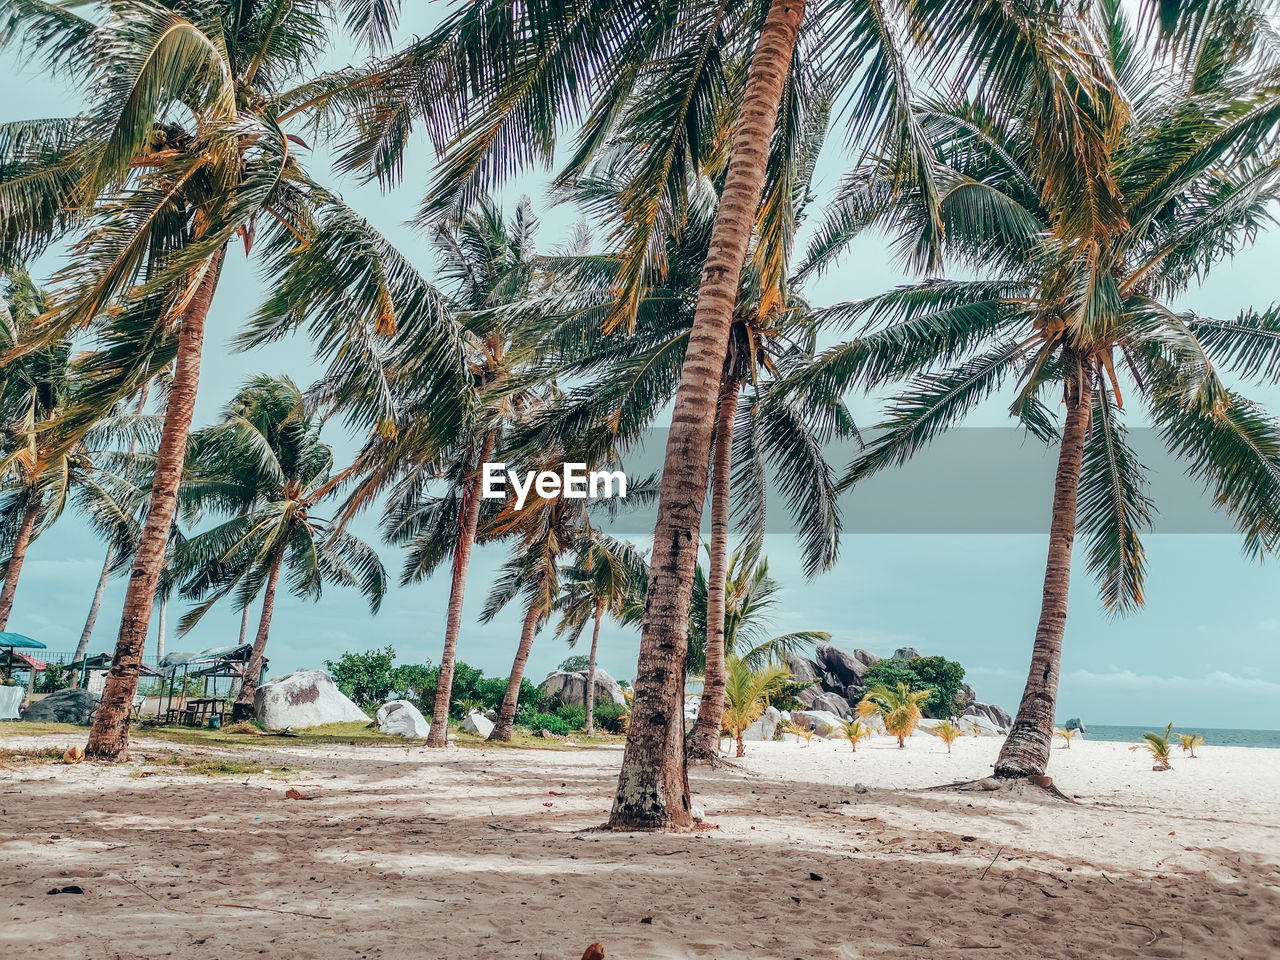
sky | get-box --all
[2,7,1278,731]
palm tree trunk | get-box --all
[427,430,497,747]
[609,0,805,831]
[995,368,1093,779]
[238,603,250,646]
[155,594,168,661]
[86,247,225,760]
[73,546,114,664]
[0,494,41,631]
[233,541,286,719]
[688,377,740,760]
[585,600,603,737]
[488,592,542,742]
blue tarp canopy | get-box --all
[0,632,45,650]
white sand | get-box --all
[1,730,1278,959]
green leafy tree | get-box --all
[325,646,395,709]
[860,656,965,718]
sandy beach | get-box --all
[2,730,1277,959]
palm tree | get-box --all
[0,271,142,633]
[722,657,791,758]
[478,493,582,742]
[0,0,463,758]
[345,197,548,748]
[857,683,931,748]
[1131,722,1176,770]
[837,719,872,752]
[686,546,828,676]
[172,376,387,717]
[930,720,964,754]
[1054,727,1080,749]
[316,0,1121,830]
[552,534,647,736]
[801,7,1280,780]
[1176,732,1204,758]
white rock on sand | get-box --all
[461,710,494,738]
[253,670,368,729]
[375,700,430,739]
[1,729,1277,959]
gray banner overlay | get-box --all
[546,427,1249,535]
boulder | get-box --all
[537,669,626,708]
[961,704,1010,736]
[253,670,368,729]
[1063,717,1087,733]
[790,710,846,738]
[892,646,922,661]
[375,700,430,739]
[483,708,498,723]
[785,653,820,684]
[742,706,782,741]
[852,649,880,671]
[22,688,98,725]
[461,710,494,738]
[797,687,851,718]
[816,645,869,688]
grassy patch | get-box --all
[0,747,67,765]
[0,721,86,737]
[136,755,292,777]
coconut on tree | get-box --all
[171,375,387,718]
[793,4,1280,780]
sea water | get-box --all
[1079,724,1280,749]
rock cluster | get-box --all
[784,644,1012,735]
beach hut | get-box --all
[155,644,259,725]
[0,632,47,719]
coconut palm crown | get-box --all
[796,5,1280,779]
[172,375,386,712]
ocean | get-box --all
[1079,724,1280,749]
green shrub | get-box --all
[35,661,74,694]
[558,655,591,672]
[516,711,573,736]
[592,700,629,733]
[858,656,965,718]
